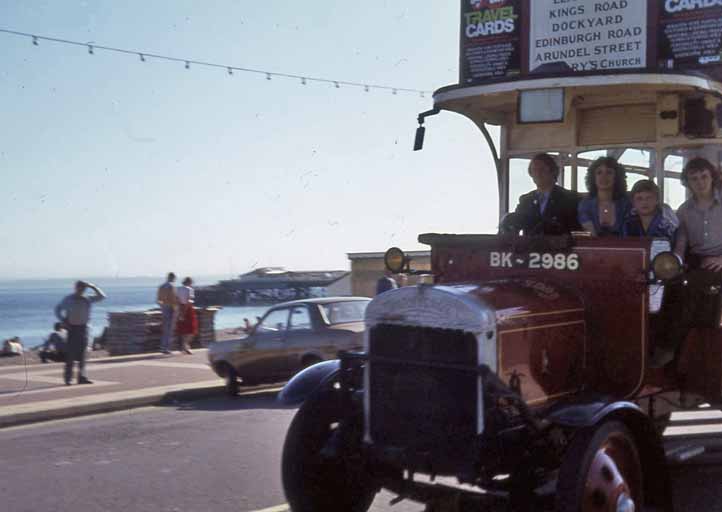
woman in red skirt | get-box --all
[176,277,198,354]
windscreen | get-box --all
[321,301,368,324]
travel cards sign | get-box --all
[460,0,722,85]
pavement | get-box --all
[0,348,283,428]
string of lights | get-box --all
[0,28,431,98]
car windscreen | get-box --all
[321,301,368,324]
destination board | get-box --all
[459,0,722,85]
[529,0,647,74]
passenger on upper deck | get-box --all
[622,180,677,241]
[511,153,581,236]
[578,157,631,236]
[652,158,722,368]
[674,157,722,271]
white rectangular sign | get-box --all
[529,0,647,74]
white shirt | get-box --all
[176,285,195,305]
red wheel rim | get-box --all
[582,432,642,512]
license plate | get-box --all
[489,251,580,271]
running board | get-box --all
[665,443,706,464]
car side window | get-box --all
[256,308,289,334]
[288,306,312,331]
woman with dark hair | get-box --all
[175,277,198,354]
[577,156,631,236]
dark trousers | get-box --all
[65,325,88,383]
[657,269,722,352]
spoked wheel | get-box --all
[557,421,643,512]
[282,387,376,512]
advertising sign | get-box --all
[458,0,722,85]
[529,0,647,74]
[658,0,722,81]
[460,0,522,83]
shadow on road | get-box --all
[162,390,295,413]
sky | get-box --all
[0,1,506,280]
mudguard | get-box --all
[547,399,672,512]
[277,360,340,406]
[545,399,642,428]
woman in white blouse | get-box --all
[175,277,198,354]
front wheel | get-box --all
[281,388,376,512]
[224,365,239,396]
[556,420,643,512]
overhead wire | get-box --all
[0,28,431,97]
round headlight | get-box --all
[652,252,683,281]
[384,247,406,273]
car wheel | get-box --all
[556,420,643,512]
[225,365,239,396]
[282,387,376,512]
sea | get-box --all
[0,277,270,349]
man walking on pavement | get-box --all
[157,272,178,354]
[55,281,106,385]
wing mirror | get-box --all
[413,108,440,151]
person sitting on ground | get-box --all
[509,153,580,235]
[40,322,68,363]
[1,337,23,357]
[622,179,677,241]
[651,157,722,367]
[578,157,631,236]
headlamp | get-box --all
[651,252,683,281]
[384,247,406,274]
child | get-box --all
[622,180,677,240]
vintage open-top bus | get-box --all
[279,2,722,511]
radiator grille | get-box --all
[368,324,478,456]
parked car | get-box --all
[208,297,370,395]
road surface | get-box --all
[2,392,721,511]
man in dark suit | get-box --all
[508,153,581,236]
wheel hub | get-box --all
[583,439,639,512]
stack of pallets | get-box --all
[195,307,220,347]
[106,310,163,355]
[106,307,220,355]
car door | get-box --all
[285,305,319,374]
[239,307,290,380]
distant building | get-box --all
[195,267,350,306]
[347,251,431,297]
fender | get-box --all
[277,360,340,406]
[546,399,672,512]
[545,399,642,428]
